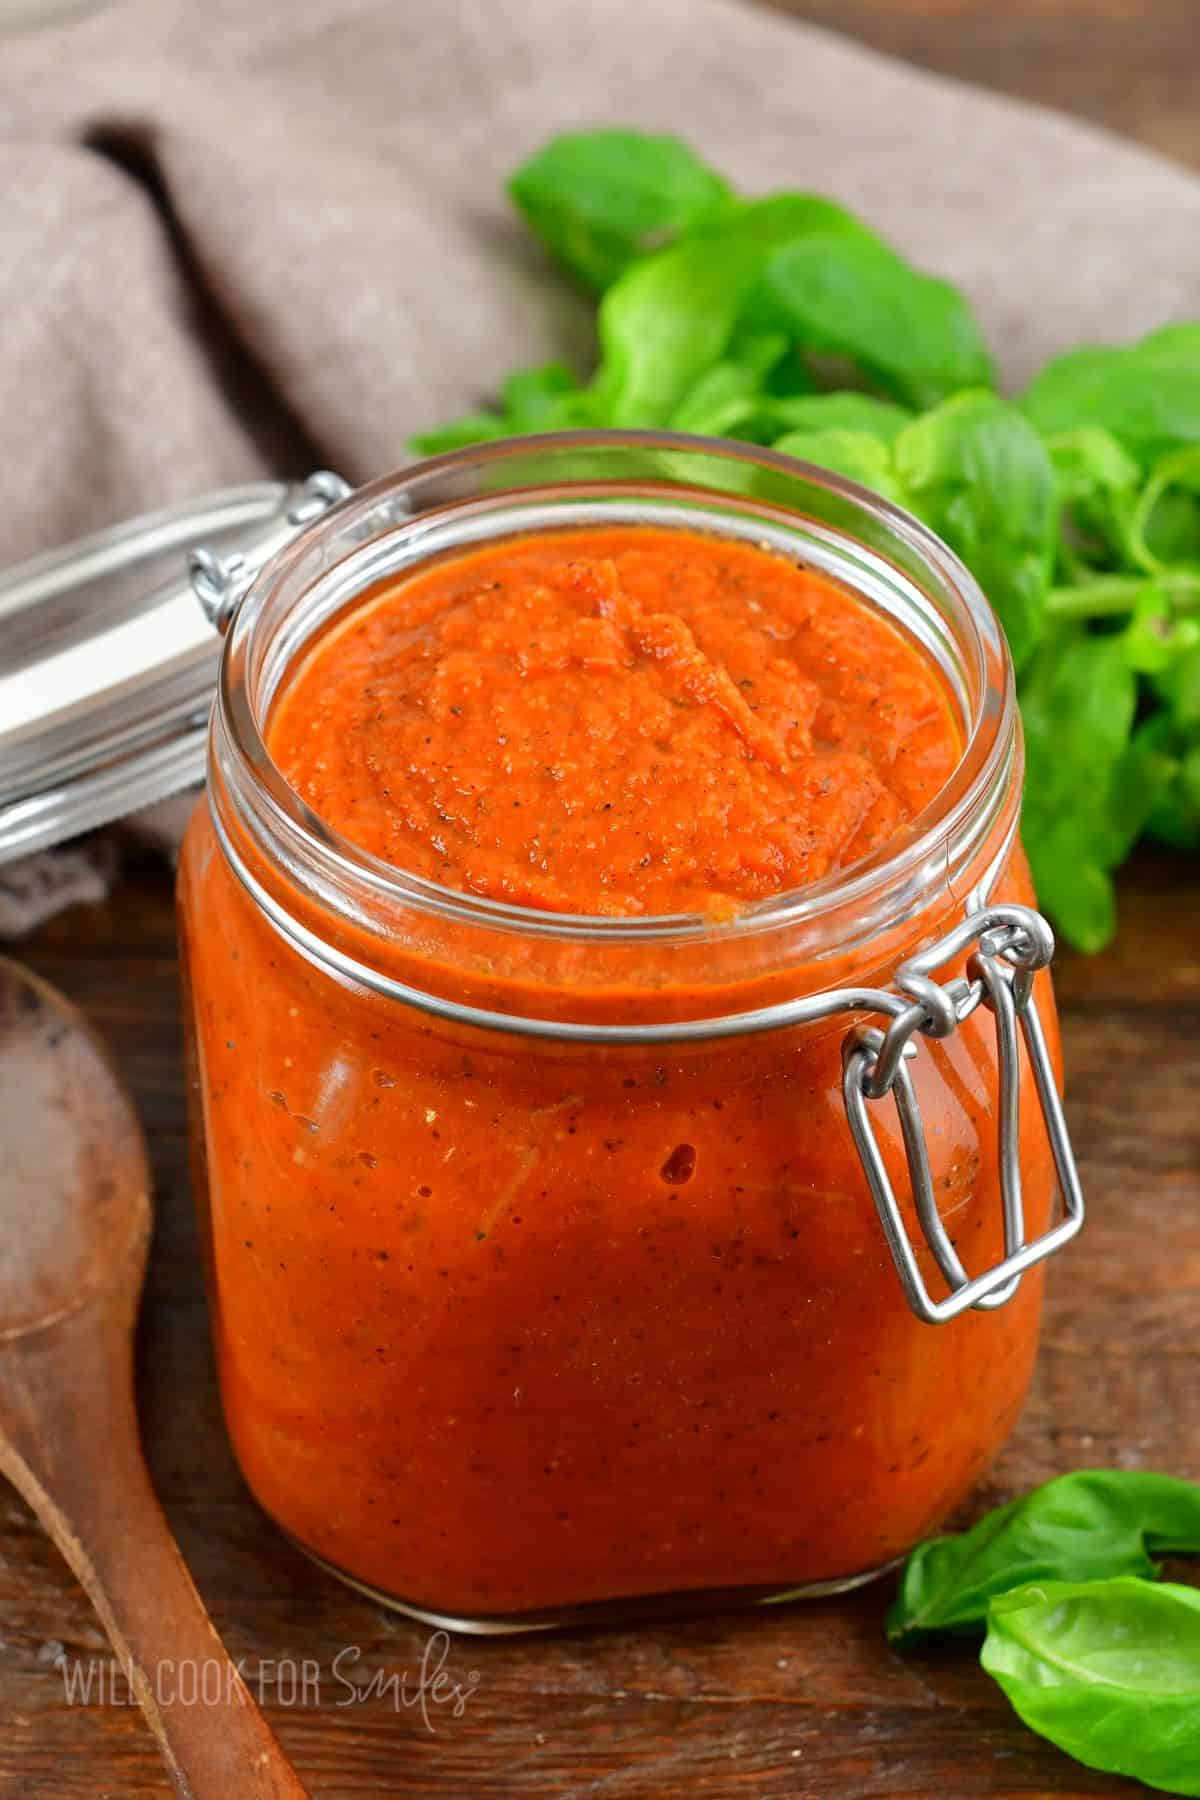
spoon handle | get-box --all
[0,1302,309,1799]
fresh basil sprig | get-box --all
[412,128,1200,949]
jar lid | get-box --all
[0,473,349,864]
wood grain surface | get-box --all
[4,4,1200,1796]
[761,0,1200,169]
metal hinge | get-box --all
[189,470,352,635]
[841,904,1085,1325]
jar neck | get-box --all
[208,433,1020,1035]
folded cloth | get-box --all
[2,0,1199,931]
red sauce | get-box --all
[179,523,1056,1622]
[269,527,960,915]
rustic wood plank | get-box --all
[759,0,1200,169]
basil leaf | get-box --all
[766,392,913,442]
[756,230,993,408]
[669,364,769,437]
[1129,446,1200,573]
[894,393,1056,669]
[592,195,861,427]
[668,330,791,437]
[509,130,733,294]
[1153,631,1200,730]
[410,360,597,454]
[1045,426,1143,574]
[1019,625,1141,951]
[982,1578,1200,1796]
[409,411,512,455]
[499,361,584,427]
[763,347,818,401]
[1104,711,1184,867]
[1147,729,1200,850]
[1144,323,1200,357]
[1121,585,1196,677]
[1022,324,1200,464]
[888,1470,1200,1645]
[1047,426,1143,507]
[772,428,908,506]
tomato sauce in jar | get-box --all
[178,439,1073,1628]
[268,527,962,918]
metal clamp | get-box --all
[841,904,1085,1325]
[189,470,352,634]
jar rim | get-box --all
[214,430,1016,971]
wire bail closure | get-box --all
[189,470,352,635]
[841,903,1084,1325]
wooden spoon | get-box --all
[0,955,308,1799]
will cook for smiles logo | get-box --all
[49,1631,481,1733]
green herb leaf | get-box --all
[668,330,791,436]
[772,428,908,506]
[499,361,584,427]
[766,392,914,442]
[982,1577,1200,1796]
[1143,323,1200,358]
[1122,585,1187,676]
[1142,630,1200,848]
[408,411,512,455]
[592,195,861,427]
[410,361,594,454]
[1045,426,1143,574]
[1152,630,1200,730]
[1019,625,1143,951]
[1022,325,1200,465]
[668,364,766,437]
[1128,446,1200,573]
[1105,711,1184,865]
[894,392,1056,669]
[756,229,993,408]
[1047,426,1143,508]
[509,130,733,294]
[1146,727,1200,851]
[888,1470,1200,1645]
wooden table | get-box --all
[5,5,1200,1795]
[9,846,1199,1799]
[769,0,1200,172]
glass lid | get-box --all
[0,475,348,864]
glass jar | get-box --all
[176,434,1083,1632]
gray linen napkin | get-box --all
[2,0,1199,930]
